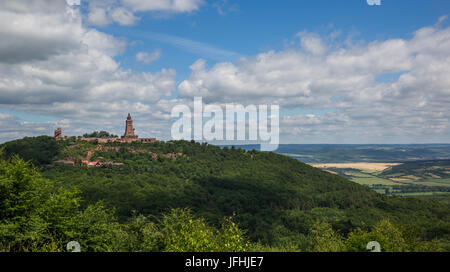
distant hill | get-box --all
[222,144,450,163]
[2,137,449,250]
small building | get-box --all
[88,161,100,166]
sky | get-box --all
[0,0,449,144]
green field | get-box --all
[394,192,450,197]
[314,161,450,198]
[344,171,373,177]
[350,177,399,186]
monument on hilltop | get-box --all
[54,113,157,143]
[122,113,138,140]
[54,127,62,139]
[119,113,157,143]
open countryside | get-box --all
[310,160,450,197]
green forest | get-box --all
[1,136,449,252]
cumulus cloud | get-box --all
[179,21,450,143]
[0,0,176,142]
[296,31,328,56]
[86,0,203,26]
[0,2,84,63]
[87,0,139,26]
[87,7,111,26]
[1,0,449,144]
[109,6,139,25]
[136,50,162,64]
[121,0,204,13]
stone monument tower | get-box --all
[54,128,62,139]
[122,113,138,140]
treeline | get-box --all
[1,136,59,166]
[82,131,118,138]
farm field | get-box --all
[350,176,400,186]
[312,163,401,172]
[310,160,450,198]
[232,144,450,199]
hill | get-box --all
[1,136,449,251]
[225,144,450,163]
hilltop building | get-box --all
[119,113,157,143]
[54,113,157,143]
[122,113,138,140]
[54,127,62,139]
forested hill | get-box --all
[1,136,449,251]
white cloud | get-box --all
[86,0,204,27]
[0,4,84,63]
[296,31,327,56]
[136,50,162,64]
[178,22,450,143]
[110,6,139,25]
[0,1,449,144]
[120,0,204,13]
[0,0,177,142]
[87,7,111,26]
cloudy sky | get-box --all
[0,0,449,144]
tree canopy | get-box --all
[1,137,449,252]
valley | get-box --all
[311,160,450,198]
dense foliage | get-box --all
[82,131,118,138]
[1,137,449,251]
[1,136,59,166]
[0,156,249,252]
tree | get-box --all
[67,202,125,252]
[159,208,249,252]
[117,215,163,252]
[308,221,345,252]
[0,155,79,251]
[83,131,118,138]
[0,155,123,252]
[345,219,408,252]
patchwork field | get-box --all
[311,160,450,198]
[273,145,450,199]
[312,163,401,172]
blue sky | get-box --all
[0,0,449,144]
[99,0,449,81]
